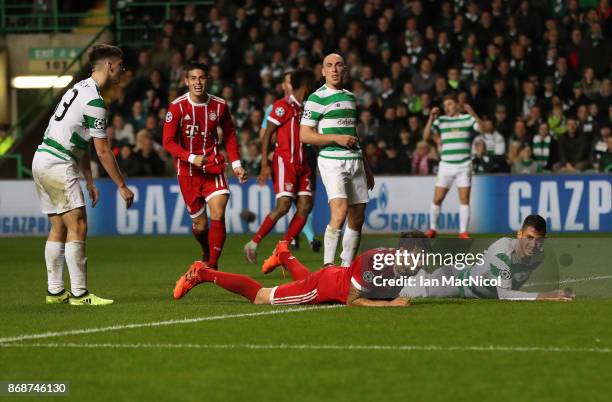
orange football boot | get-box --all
[173,261,207,300]
[261,241,291,275]
[424,229,437,238]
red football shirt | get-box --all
[163,92,241,176]
[267,95,303,164]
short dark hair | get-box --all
[398,231,432,252]
[521,214,547,235]
[443,94,458,103]
[185,61,209,76]
[89,44,123,65]
[290,68,315,90]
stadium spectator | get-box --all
[356,109,378,143]
[112,113,135,146]
[132,130,165,177]
[598,136,612,173]
[471,119,506,157]
[512,146,541,174]
[99,0,611,178]
[472,139,495,174]
[533,122,559,171]
[411,141,436,175]
[555,118,590,172]
[591,125,611,171]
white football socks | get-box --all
[65,241,87,297]
[430,203,441,230]
[323,225,341,265]
[340,227,361,267]
[459,204,470,233]
[45,241,65,294]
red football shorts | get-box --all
[272,154,313,199]
[178,173,230,218]
[269,267,349,305]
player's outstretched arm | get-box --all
[536,289,575,301]
[346,285,410,307]
[92,137,134,208]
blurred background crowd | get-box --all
[92,0,612,178]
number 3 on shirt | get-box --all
[53,89,78,121]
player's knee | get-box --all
[192,220,207,233]
[70,218,87,238]
[275,198,292,216]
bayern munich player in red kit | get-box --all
[163,62,247,270]
[174,232,430,306]
[244,69,316,263]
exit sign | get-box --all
[28,47,83,73]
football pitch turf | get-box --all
[1,234,611,402]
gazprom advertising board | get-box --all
[1,174,610,236]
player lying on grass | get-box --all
[174,233,430,306]
[400,214,575,301]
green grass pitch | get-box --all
[1,234,611,402]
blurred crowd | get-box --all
[92,0,612,178]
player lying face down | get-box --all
[399,215,575,301]
[174,232,431,307]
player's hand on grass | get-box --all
[119,185,134,208]
[390,297,411,307]
[192,155,207,167]
[234,166,248,184]
[336,135,357,149]
[87,184,99,208]
[537,289,575,301]
[258,165,271,185]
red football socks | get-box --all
[207,219,226,268]
[279,250,311,280]
[283,214,307,242]
[199,269,262,303]
[252,215,276,244]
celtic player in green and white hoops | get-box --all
[423,95,482,239]
[32,44,134,305]
[400,215,575,301]
[300,53,375,266]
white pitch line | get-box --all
[0,342,609,354]
[0,305,341,344]
[524,275,612,288]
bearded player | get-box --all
[163,62,247,270]
[243,69,316,262]
[174,233,430,306]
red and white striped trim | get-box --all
[268,116,281,126]
[172,93,188,104]
[209,94,226,104]
[205,189,230,202]
[270,287,318,305]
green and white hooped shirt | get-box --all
[37,77,108,163]
[431,113,479,164]
[300,85,361,160]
